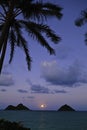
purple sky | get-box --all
[0,0,87,110]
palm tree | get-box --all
[75,9,87,43]
[0,0,63,73]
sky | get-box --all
[0,0,87,111]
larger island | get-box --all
[4,103,30,111]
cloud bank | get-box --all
[30,84,51,94]
[0,73,14,86]
[41,61,87,87]
[0,89,7,92]
[27,80,67,94]
[18,89,28,93]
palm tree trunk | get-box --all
[0,30,9,73]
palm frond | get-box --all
[0,4,7,15]
[0,12,6,20]
[17,34,32,70]
[19,0,63,22]
[75,9,87,26]
[0,24,4,32]
[12,21,32,70]
[34,31,55,55]
[19,20,59,54]
[42,2,63,19]
[12,20,22,46]
[21,39,32,71]
[25,25,55,55]
[0,0,10,7]
[19,20,61,43]
[85,33,87,44]
[9,29,16,63]
[75,9,87,44]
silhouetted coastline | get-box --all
[0,119,30,130]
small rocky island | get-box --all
[58,104,75,111]
[5,103,30,110]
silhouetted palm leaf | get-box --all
[75,9,87,43]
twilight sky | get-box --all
[0,0,87,110]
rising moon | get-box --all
[40,104,46,108]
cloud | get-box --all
[41,61,87,87]
[27,80,67,94]
[27,78,51,94]
[27,96,35,99]
[53,89,67,93]
[0,89,7,92]
[18,89,28,93]
[31,84,51,94]
[0,72,14,86]
[30,84,67,94]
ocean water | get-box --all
[0,111,87,130]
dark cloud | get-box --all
[27,80,67,94]
[53,89,67,94]
[31,84,67,94]
[27,96,35,99]
[31,84,51,94]
[0,73,14,86]
[0,89,7,92]
[18,89,28,93]
[41,61,87,87]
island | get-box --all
[58,104,75,111]
[4,103,30,111]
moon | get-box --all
[40,104,46,108]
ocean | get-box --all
[0,111,87,130]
